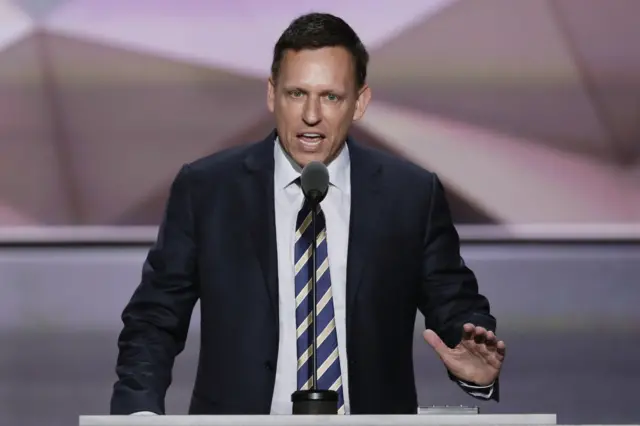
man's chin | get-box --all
[291,152,328,167]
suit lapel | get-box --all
[241,131,279,319]
[346,138,383,317]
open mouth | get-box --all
[297,132,326,150]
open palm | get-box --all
[423,323,505,386]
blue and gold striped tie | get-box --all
[294,198,345,414]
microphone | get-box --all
[300,161,329,206]
[291,161,338,415]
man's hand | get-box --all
[423,323,505,386]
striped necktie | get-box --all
[294,197,345,414]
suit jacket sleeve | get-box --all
[110,164,200,414]
[418,173,499,401]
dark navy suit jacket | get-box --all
[110,131,498,415]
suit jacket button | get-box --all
[264,361,274,371]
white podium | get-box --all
[79,414,557,426]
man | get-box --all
[110,12,506,416]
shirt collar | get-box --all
[273,137,350,193]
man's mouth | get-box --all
[297,132,326,149]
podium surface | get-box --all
[80,414,557,426]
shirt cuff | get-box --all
[457,380,495,399]
[131,411,158,415]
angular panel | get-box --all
[115,117,277,225]
[43,33,270,224]
[358,102,638,224]
[43,0,457,76]
[367,0,614,160]
[0,34,72,225]
[0,204,37,225]
[554,0,640,164]
[0,0,34,50]
[0,2,637,228]
[10,0,72,21]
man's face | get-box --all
[267,46,371,166]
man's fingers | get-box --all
[461,325,505,364]
[477,339,504,369]
[462,324,489,344]
[485,331,498,351]
[462,323,475,341]
[473,326,487,344]
[496,340,506,358]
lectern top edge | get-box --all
[79,413,558,426]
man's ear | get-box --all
[353,84,371,121]
[267,77,276,113]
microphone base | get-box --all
[291,390,339,415]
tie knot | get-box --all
[298,198,317,220]
[294,177,323,214]
[295,195,324,232]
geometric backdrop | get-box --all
[1,0,638,228]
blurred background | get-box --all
[0,0,638,425]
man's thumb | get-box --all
[423,329,448,358]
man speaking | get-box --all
[110,12,506,415]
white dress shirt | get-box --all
[270,139,353,414]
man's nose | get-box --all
[302,98,321,126]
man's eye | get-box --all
[290,90,303,97]
[327,94,338,101]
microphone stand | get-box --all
[311,202,318,391]
[291,197,339,415]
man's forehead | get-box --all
[278,49,355,89]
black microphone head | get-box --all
[300,161,329,205]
